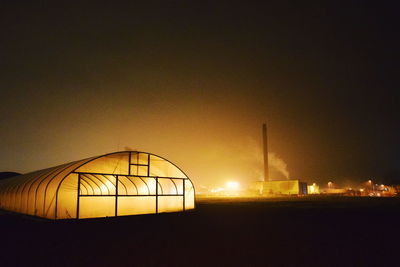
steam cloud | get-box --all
[268,153,290,179]
[238,137,290,181]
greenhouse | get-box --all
[0,151,195,219]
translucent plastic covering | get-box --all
[0,151,195,219]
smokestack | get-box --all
[262,123,269,182]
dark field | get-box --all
[1,197,399,266]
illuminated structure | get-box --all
[0,151,195,219]
[307,183,320,194]
[263,180,308,195]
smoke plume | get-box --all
[237,137,290,181]
[268,152,290,179]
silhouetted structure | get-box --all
[0,172,21,180]
[263,123,269,182]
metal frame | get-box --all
[55,150,191,219]
[74,152,187,218]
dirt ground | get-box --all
[1,196,399,266]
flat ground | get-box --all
[1,196,399,266]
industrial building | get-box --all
[0,151,195,219]
[263,180,308,195]
[260,123,308,195]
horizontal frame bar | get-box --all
[79,194,184,197]
[72,171,187,180]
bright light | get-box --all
[225,181,240,190]
[210,187,224,193]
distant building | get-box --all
[262,180,308,195]
[307,183,320,194]
[321,188,347,195]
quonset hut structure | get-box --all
[0,151,195,219]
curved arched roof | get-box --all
[0,151,195,219]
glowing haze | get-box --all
[0,2,399,187]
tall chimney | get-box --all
[262,123,269,182]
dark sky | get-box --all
[1,1,399,187]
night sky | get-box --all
[1,1,399,187]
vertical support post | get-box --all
[76,174,81,219]
[128,152,131,175]
[147,153,150,177]
[155,177,158,214]
[115,175,118,217]
[183,179,185,212]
